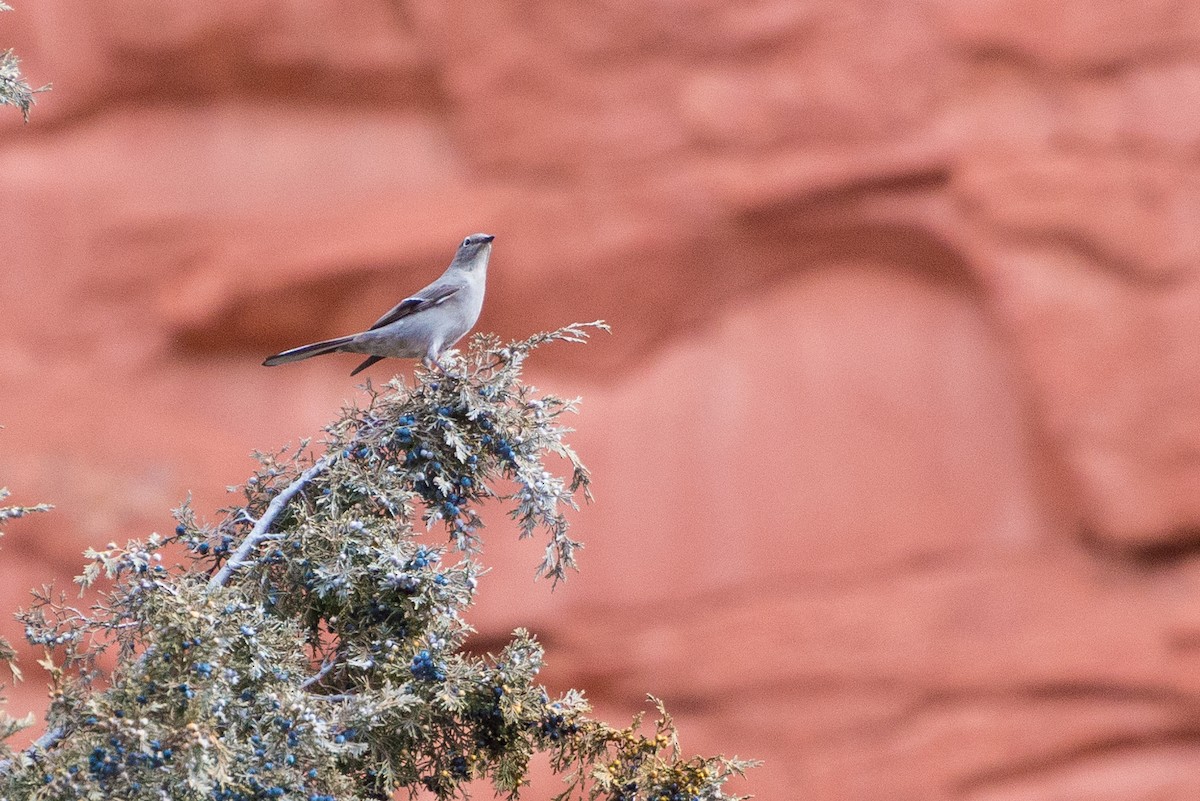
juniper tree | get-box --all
[0,2,47,122]
[0,323,753,801]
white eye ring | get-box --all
[462,237,472,247]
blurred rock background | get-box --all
[5,1,1200,798]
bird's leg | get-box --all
[423,353,453,378]
[427,350,471,380]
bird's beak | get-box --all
[480,234,495,243]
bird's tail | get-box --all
[262,335,355,367]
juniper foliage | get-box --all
[0,324,753,801]
[0,2,47,122]
[0,488,50,749]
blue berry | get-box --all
[410,650,445,681]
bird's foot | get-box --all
[423,356,465,381]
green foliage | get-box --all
[0,324,753,801]
[0,488,51,527]
[0,2,47,122]
[0,488,50,766]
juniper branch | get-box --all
[0,4,49,123]
[298,658,336,691]
[206,457,332,590]
[0,726,62,775]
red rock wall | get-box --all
[4,1,1200,798]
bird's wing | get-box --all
[366,280,463,331]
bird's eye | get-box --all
[462,237,472,247]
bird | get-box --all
[263,233,494,376]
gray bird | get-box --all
[263,233,494,375]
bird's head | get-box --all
[452,233,495,271]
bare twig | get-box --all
[0,725,64,775]
[207,457,331,591]
[299,658,337,691]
